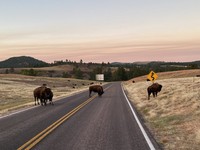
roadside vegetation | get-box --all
[123,70,200,149]
[0,74,98,116]
[1,66,200,149]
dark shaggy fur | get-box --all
[89,85,104,97]
[33,86,53,105]
[147,83,162,100]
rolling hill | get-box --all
[0,56,49,68]
[0,56,199,81]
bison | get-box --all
[40,87,53,105]
[34,86,45,105]
[89,85,104,97]
[147,83,162,100]
[33,86,54,106]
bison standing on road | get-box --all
[40,87,54,105]
[89,85,104,97]
[34,86,44,105]
[147,83,162,100]
[33,86,54,106]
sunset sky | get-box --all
[0,0,200,63]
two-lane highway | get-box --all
[0,83,160,150]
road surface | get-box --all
[0,82,160,150]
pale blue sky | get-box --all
[0,0,200,62]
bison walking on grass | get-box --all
[33,86,54,106]
[147,83,162,100]
[89,85,104,97]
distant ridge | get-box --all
[0,56,49,68]
[111,60,200,65]
[0,55,199,69]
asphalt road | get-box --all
[0,82,160,150]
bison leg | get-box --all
[89,90,92,97]
[44,99,47,106]
[50,100,54,105]
[34,97,37,105]
[40,99,44,106]
[147,91,151,100]
[34,97,40,105]
[155,92,158,97]
[37,98,40,105]
[50,99,54,105]
[153,92,156,97]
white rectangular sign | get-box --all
[96,74,104,81]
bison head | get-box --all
[44,88,53,99]
[158,84,162,92]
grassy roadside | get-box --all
[123,76,200,149]
[0,74,98,116]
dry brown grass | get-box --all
[0,74,99,116]
[123,69,200,150]
[132,69,200,82]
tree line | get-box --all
[3,59,200,82]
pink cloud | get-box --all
[0,40,199,63]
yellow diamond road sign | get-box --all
[147,71,158,82]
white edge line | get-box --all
[0,106,37,119]
[121,84,156,150]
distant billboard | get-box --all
[96,74,104,81]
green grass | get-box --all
[151,115,185,129]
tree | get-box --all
[89,66,103,80]
[5,69,9,74]
[89,72,96,80]
[10,67,15,73]
[113,66,128,81]
[73,67,83,79]
[20,69,38,76]
[62,72,70,78]
[80,59,83,64]
[103,68,112,82]
[95,67,103,74]
[189,64,198,69]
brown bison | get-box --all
[33,86,54,105]
[147,83,162,100]
[89,85,104,97]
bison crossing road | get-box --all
[33,84,104,106]
[89,85,104,97]
[33,85,54,106]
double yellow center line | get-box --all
[17,94,98,150]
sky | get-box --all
[0,0,200,63]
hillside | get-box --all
[128,69,200,83]
[0,56,49,68]
[0,56,200,81]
